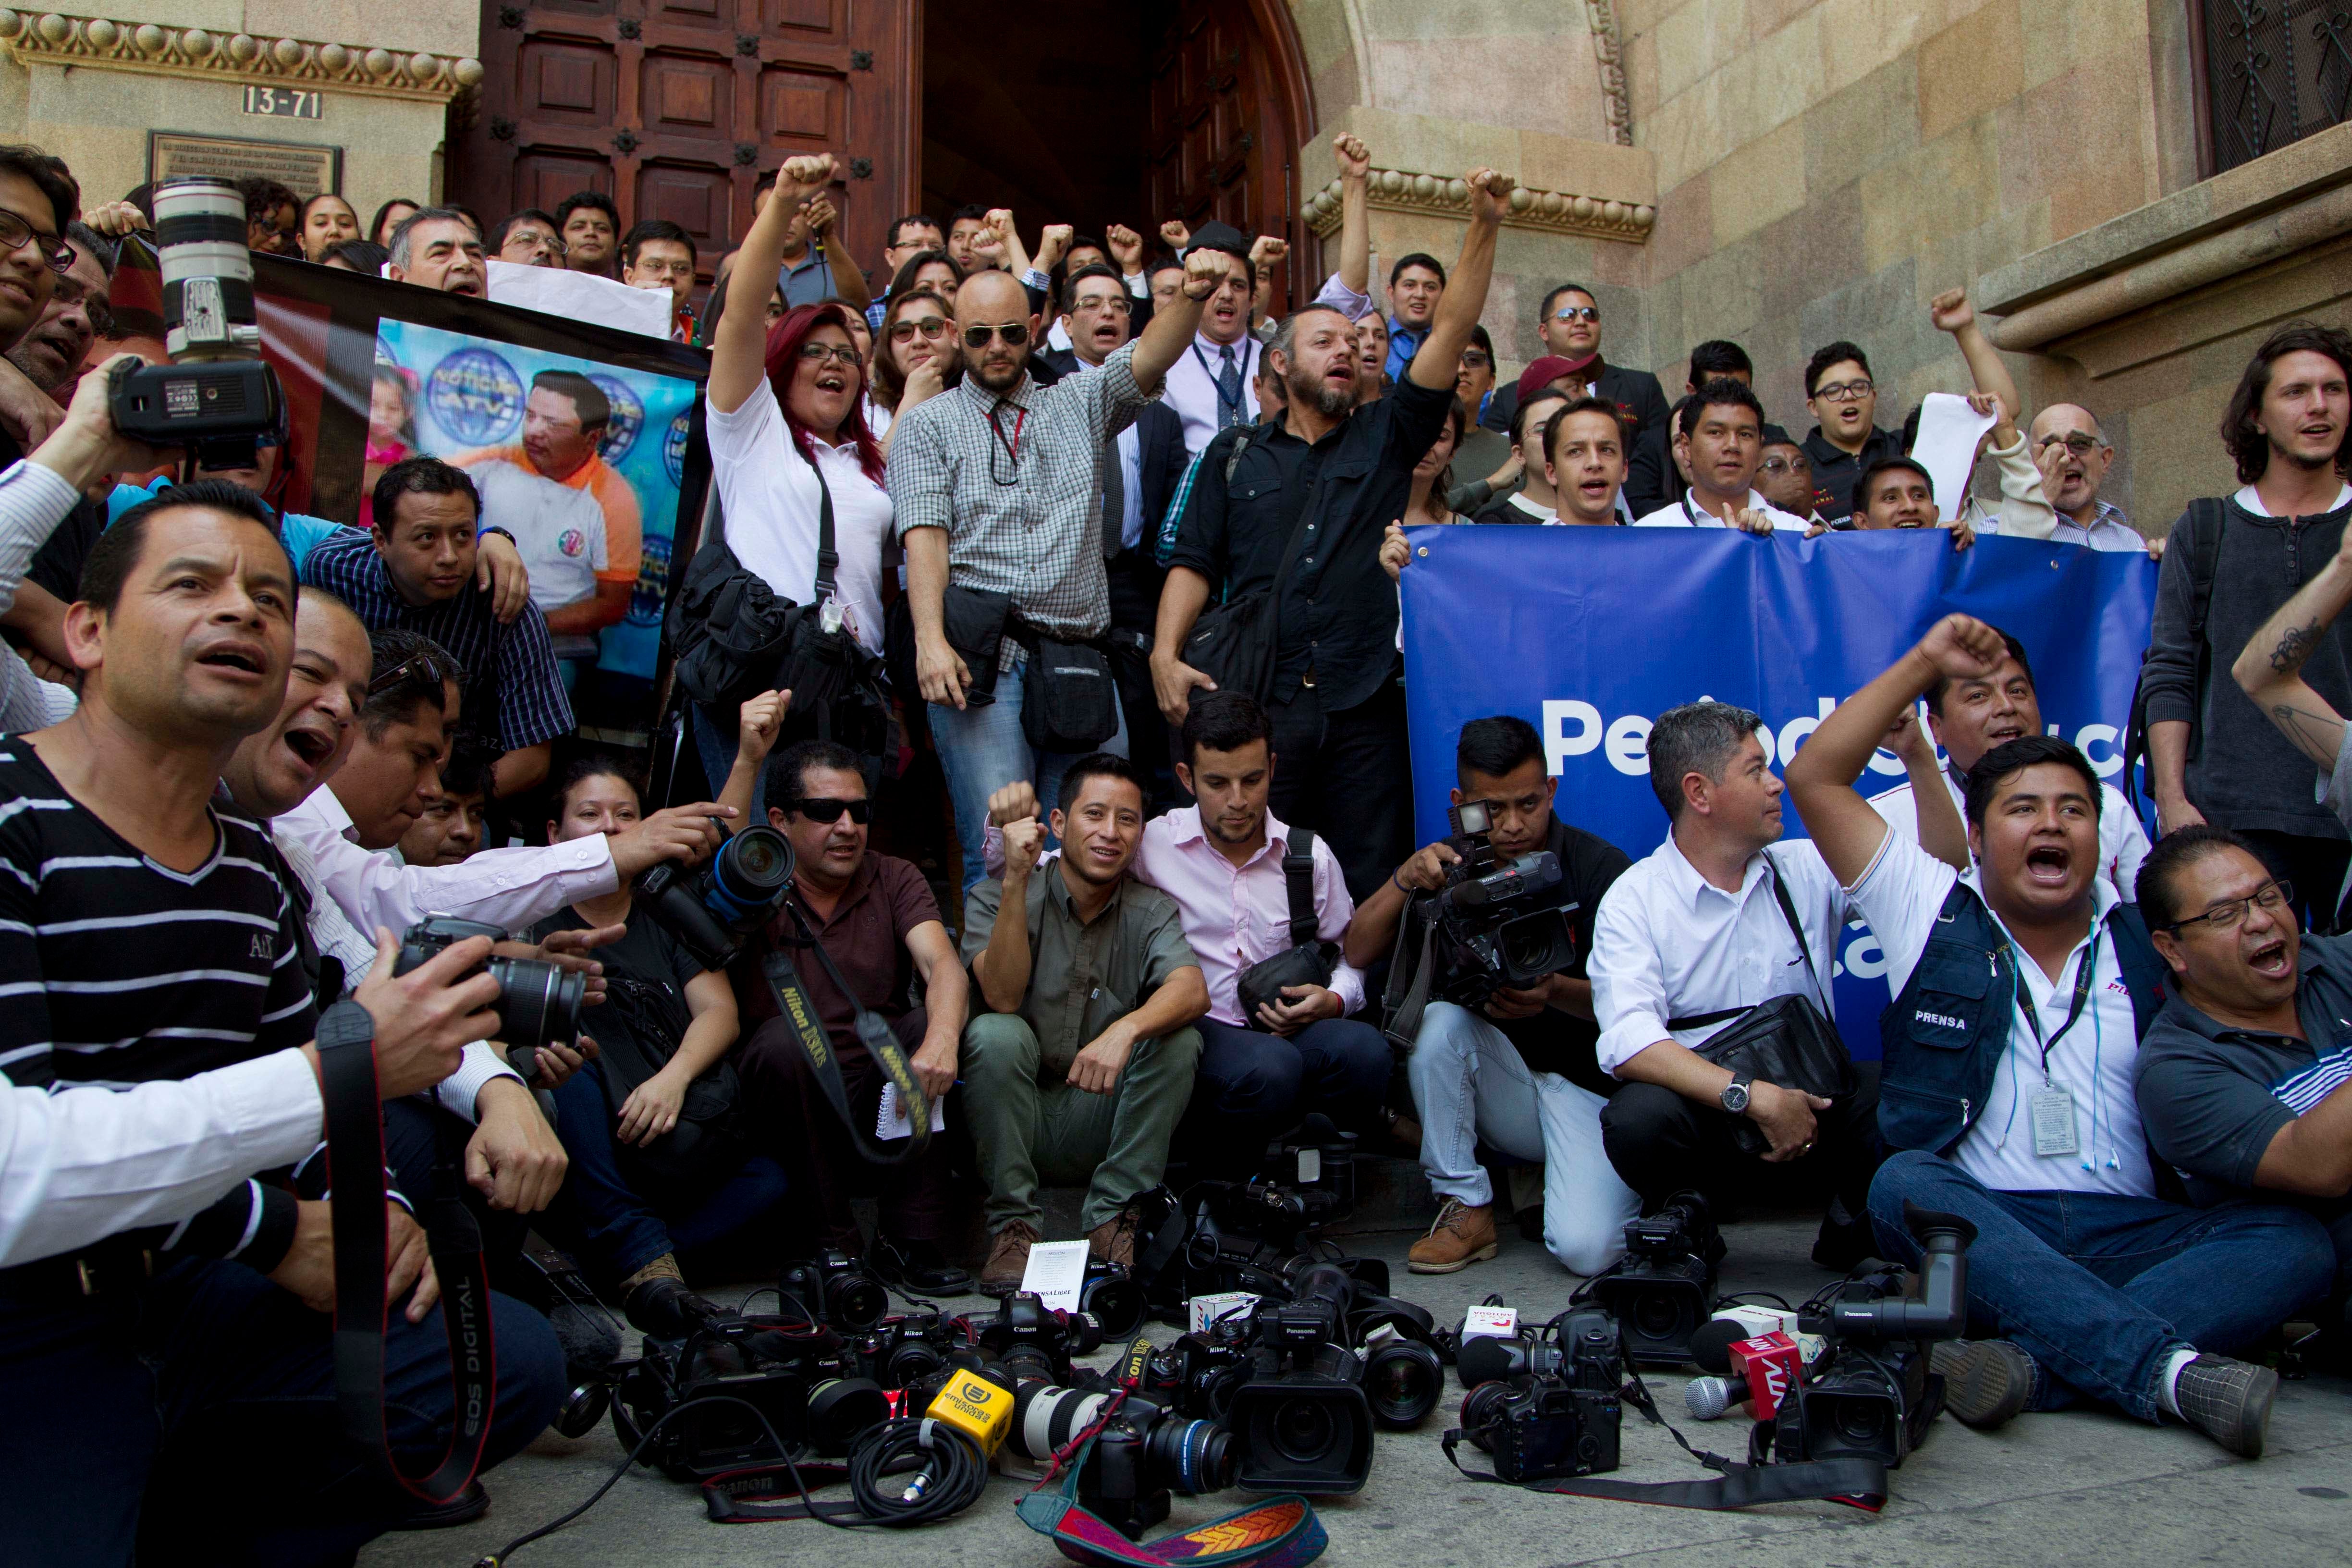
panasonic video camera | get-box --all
[1385,798,1580,1018]
[1769,1203,1976,1469]
[611,1302,883,1480]
[1588,1190,1721,1367]
[1455,1307,1624,1482]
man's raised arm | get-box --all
[1129,248,1223,393]
[2232,523,2352,770]
[1408,169,1513,392]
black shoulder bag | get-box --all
[1235,827,1342,1028]
[1179,430,1314,703]
[1665,852,1855,1155]
[595,969,750,1193]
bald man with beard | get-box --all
[2027,403,2155,555]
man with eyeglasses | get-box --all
[887,240,1221,894]
[1755,440,1825,527]
[2135,826,2352,1338]
[620,219,699,341]
[1479,282,1669,457]
[2027,404,2147,552]
[490,208,565,268]
[1786,619,2333,1459]
[865,212,944,332]
[1054,262,1188,804]
[1799,340,1901,520]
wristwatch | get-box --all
[1718,1071,1753,1115]
[316,998,375,1055]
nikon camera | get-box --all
[635,824,796,971]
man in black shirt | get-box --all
[1152,165,1514,898]
[0,481,563,1561]
[1799,339,1903,521]
[1343,717,1639,1276]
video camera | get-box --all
[609,1300,884,1480]
[1385,799,1580,1020]
[635,824,796,971]
[1587,1190,1720,1366]
[1140,1117,1364,1314]
[1454,1307,1624,1482]
[107,178,286,470]
[1768,1202,1976,1469]
[393,916,585,1061]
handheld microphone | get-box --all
[1684,1375,1752,1421]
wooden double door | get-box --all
[1144,0,1306,293]
[453,0,916,289]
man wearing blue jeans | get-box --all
[888,254,1225,892]
[1787,615,2336,1458]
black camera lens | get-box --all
[485,954,587,1050]
[883,1339,947,1386]
[705,827,796,924]
[1362,1339,1443,1428]
[1270,1396,1336,1464]
[1081,1273,1146,1339]
[806,1376,889,1454]
[1147,1416,1236,1494]
[825,1273,888,1334]
[1459,1379,1514,1452]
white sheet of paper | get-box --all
[875,1082,947,1140]
[484,259,675,341]
[1018,1240,1092,1311]
[1910,392,1997,520]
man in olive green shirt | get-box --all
[962,754,1208,1292]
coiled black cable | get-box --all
[844,1419,989,1525]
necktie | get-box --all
[1101,434,1127,559]
[1217,344,1244,430]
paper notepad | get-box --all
[1018,1240,1092,1310]
[1909,392,1998,521]
[876,1082,947,1140]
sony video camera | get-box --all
[1386,798,1580,1017]
[393,916,586,1060]
[108,178,285,470]
[611,1302,883,1481]
[1454,1307,1624,1481]
[1002,1363,1238,1538]
[635,824,796,971]
[1769,1203,1976,1469]
[778,1250,888,1335]
[1588,1190,1721,1366]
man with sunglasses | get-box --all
[888,240,1224,895]
[2136,826,2352,1339]
[1479,282,1669,455]
[732,735,975,1294]
[1786,617,2333,1458]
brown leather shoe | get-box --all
[980,1221,1039,1295]
[1408,1198,1498,1274]
[1088,1208,1139,1268]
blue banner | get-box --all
[1398,527,2160,1057]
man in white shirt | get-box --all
[1629,380,1807,533]
[1588,699,1889,1269]
[2029,404,2150,553]
[1870,622,2148,898]
[1156,221,1263,455]
[467,456,611,665]
[1787,615,2333,1458]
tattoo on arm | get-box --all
[2270,618,2322,674]
[2271,701,2347,768]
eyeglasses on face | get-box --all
[0,208,74,274]
[2036,432,2105,456]
[962,322,1030,348]
[1759,455,1810,474]
[1550,305,1599,323]
[797,343,863,367]
[1460,351,1492,368]
[788,796,871,825]
[1071,293,1131,314]
[368,649,444,696]
[1813,379,1875,403]
[2167,879,2293,935]
[890,316,950,342]
[506,230,565,256]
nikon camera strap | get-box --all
[759,896,933,1164]
[1439,1431,1886,1512]
[317,1015,498,1504]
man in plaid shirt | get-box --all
[889,247,1226,890]
[304,456,575,796]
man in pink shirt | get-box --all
[988,692,1392,1177]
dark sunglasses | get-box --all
[368,649,443,695]
[962,321,1030,348]
[788,796,871,824]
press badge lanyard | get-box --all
[1191,341,1251,425]
[1998,933,2113,1167]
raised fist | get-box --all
[1917,613,2007,682]
[1334,132,1371,180]
[1002,814,1045,878]
[1105,223,1145,272]
[1465,168,1516,222]
[1181,246,1226,301]
[1159,218,1192,251]
[781,153,835,190]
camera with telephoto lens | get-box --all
[393,916,585,1063]
[634,825,796,971]
[611,1302,883,1481]
[1003,1364,1238,1538]
[958,1292,1106,1386]
[107,178,286,470]
[1769,1202,1976,1470]
[1409,798,1582,1006]
[778,1250,888,1335]
[1456,1308,1624,1481]
[1589,1190,1720,1366]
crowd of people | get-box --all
[0,123,2347,1564]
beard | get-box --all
[972,353,1026,393]
[1286,365,1360,419]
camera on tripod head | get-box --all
[108,178,285,471]
[1769,1202,1976,1469]
[635,824,796,971]
[778,1250,888,1335]
[393,917,585,1068]
[611,1301,882,1480]
[1455,1307,1624,1481]
[1589,1190,1720,1366]
[1389,799,1581,1012]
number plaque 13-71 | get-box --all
[242,86,323,119]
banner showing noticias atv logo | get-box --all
[1398,527,2158,1059]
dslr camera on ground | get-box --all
[609,1299,885,1480]
[1454,1307,1624,1482]
[1001,1349,1239,1538]
[1384,798,1580,1024]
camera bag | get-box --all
[597,971,750,1193]
[1236,827,1341,1028]
[1015,628,1121,753]
[1179,429,1314,703]
[1666,852,1855,1154]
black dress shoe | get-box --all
[623,1274,723,1339]
[1811,1214,1877,1273]
[387,1478,488,1531]
[869,1233,975,1296]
